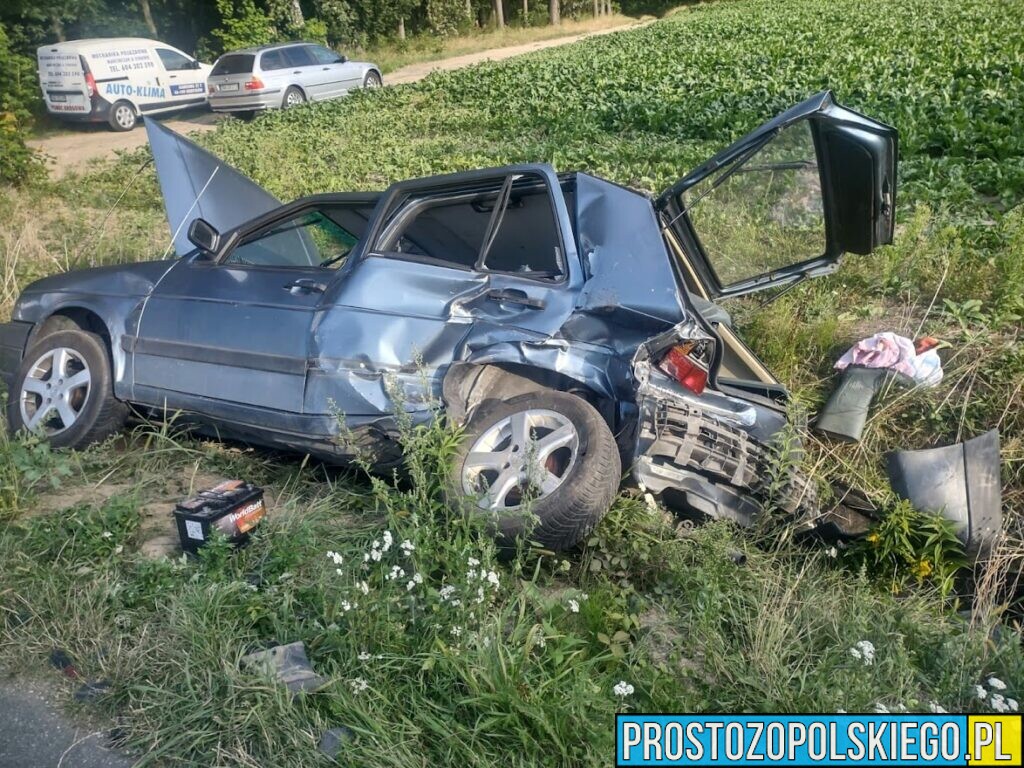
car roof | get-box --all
[40,38,166,53]
[221,41,320,56]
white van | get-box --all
[37,38,213,131]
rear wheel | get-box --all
[282,86,305,109]
[6,330,127,449]
[108,100,137,131]
[449,391,620,551]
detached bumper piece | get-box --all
[633,399,817,527]
[887,429,1002,554]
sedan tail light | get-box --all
[657,341,709,394]
[244,77,265,91]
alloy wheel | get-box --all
[461,408,580,509]
[19,347,92,435]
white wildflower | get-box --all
[387,565,406,581]
[340,600,358,612]
[613,681,635,698]
[827,546,838,558]
[382,530,393,552]
[895,703,908,713]
[568,599,580,614]
[580,593,589,601]
[451,626,462,638]
[467,569,477,580]
[485,570,500,587]
[400,539,415,555]
[988,677,1007,691]
[1009,698,1018,712]
[928,702,948,714]
[975,685,988,700]
[536,635,547,648]
[850,640,875,666]
[873,703,890,714]
[101,531,113,539]
[358,651,372,661]
[335,568,343,576]
[476,586,485,604]
[350,677,369,694]
[440,585,457,601]
[327,551,344,565]
[114,545,124,554]
[990,693,1009,713]
[370,548,382,562]
[467,556,480,567]
[358,581,369,595]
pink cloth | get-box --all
[835,332,919,379]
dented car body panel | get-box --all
[0,91,897,528]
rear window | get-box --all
[211,54,254,76]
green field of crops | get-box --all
[2,0,1024,765]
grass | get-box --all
[1,0,1024,764]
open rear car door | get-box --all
[656,91,897,300]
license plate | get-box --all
[218,82,239,92]
[49,93,67,102]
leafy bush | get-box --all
[0,23,42,184]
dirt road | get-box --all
[29,22,644,178]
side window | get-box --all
[283,46,314,67]
[225,206,370,269]
[683,121,825,287]
[260,49,286,71]
[156,48,194,72]
[373,173,563,278]
[310,46,341,65]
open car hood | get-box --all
[656,91,897,299]
[145,119,282,256]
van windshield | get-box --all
[211,54,254,76]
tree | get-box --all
[138,0,158,36]
[549,0,559,25]
[493,0,504,29]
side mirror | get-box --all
[188,218,220,255]
[191,59,202,69]
[337,54,348,64]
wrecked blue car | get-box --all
[0,92,897,549]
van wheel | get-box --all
[6,330,127,449]
[108,101,137,131]
[282,86,305,109]
[448,391,621,551]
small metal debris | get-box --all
[240,641,327,695]
[73,680,111,702]
[318,726,355,758]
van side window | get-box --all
[374,173,564,278]
[283,46,314,67]
[260,50,286,71]
[156,48,193,72]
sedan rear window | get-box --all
[211,54,254,76]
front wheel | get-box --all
[363,71,382,89]
[6,329,127,449]
[448,390,621,551]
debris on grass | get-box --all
[240,642,327,696]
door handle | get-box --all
[486,289,545,309]
[322,67,330,71]
[284,278,327,294]
[293,70,302,74]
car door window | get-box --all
[683,121,825,287]
[225,206,370,268]
[260,49,286,71]
[156,48,194,72]
[282,46,314,67]
[373,173,563,279]
[309,46,342,65]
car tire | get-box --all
[282,86,305,109]
[108,100,137,131]
[6,330,128,450]
[449,390,621,551]
[363,71,382,89]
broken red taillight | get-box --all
[244,77,265,91]
[657,341,709,394]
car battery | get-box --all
[173,480,266,553]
